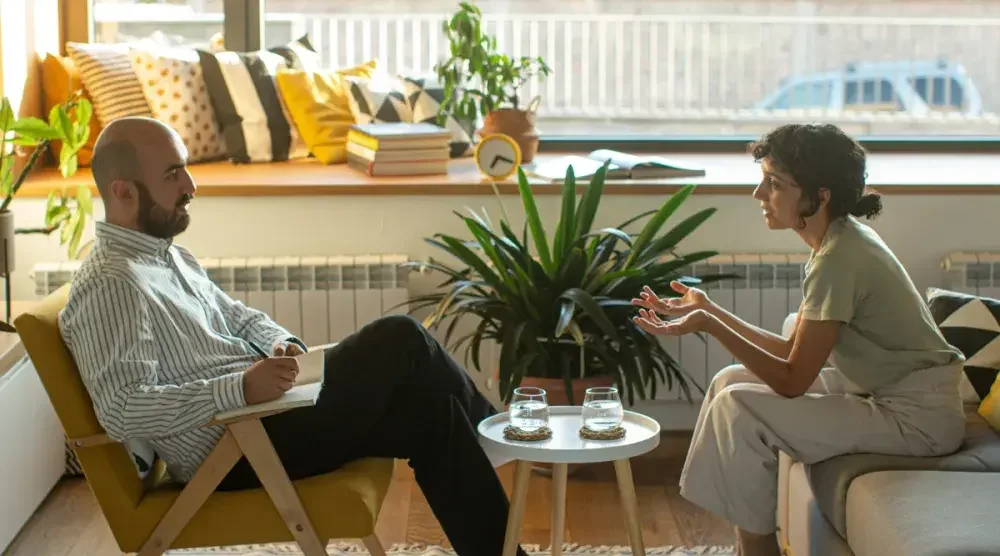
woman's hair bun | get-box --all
[850,192,883,220]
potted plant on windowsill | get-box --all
[434,2,552,163]
[400,161,732,409]
[1,91,94,332]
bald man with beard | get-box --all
[58,117,528,556]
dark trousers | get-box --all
[217,314,526,556]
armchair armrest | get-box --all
[69,382,322,448]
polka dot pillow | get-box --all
[129,46,227,162]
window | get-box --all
[86,1,1000,146]
[92,0,224,49]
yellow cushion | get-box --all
[15,286,394,552]
[978,375,1000,430]
[42,54,102,166]
[275,60,377,164]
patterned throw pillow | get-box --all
[269,34,322,72]
[402,75,476,158]
[65,41,153,126]
[129,46,227,163]
[198,47,309,163]
[344,72,412,125]
[926,287,1000,402]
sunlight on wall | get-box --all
[0,0,59,115]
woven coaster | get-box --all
[503,425,552,441]
[579,425,626,440]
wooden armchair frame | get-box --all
[68,394,387,556]
[16,286,392,556]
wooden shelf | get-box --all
[19,152,1000,198]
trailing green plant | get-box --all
[434,2,552,125]
[399,162,733,406]
[1,91,94,259]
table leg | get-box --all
[551,463,568,556]
[502,460,533,556]
[613,458,645,556]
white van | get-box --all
[755,59,984,117]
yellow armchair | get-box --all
[15,285,394,556]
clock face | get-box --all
[475,134,522,180]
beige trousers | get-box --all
[678,362,967,534]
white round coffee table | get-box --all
[478,405,661,556]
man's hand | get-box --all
[273,341,304,357]
[243,357,300,405]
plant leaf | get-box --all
[626,184,696,267]
[10,117,59,140]
[515,166,553,276]
[77,184,93,214]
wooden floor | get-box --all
[5,432,734,555]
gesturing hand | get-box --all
[633,308,711,337]
[243,357,300,405]
[631,281,711,318]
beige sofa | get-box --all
[775,314,1000,556]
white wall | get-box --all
[13,191,1000,303]
[12,190,1000,426]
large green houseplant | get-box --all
[402,162,730,406]
[434,2,551,162]
[1,91,94,331]
[1,91,94,259]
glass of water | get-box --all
[509,387,550,432]
[582,386,624,431]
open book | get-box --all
[214,343,336,421]
[528,149,707,181]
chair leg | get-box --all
[229,419,327,556]
[137,431,242,556]
[362,534,387,556]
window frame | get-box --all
[73,0,1000,154]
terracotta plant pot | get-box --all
[479,97,542,163]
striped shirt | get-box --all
[59,221,302,482]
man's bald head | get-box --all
[90,117,196,239]
[91,117,182,199]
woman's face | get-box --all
[752,157,804,230]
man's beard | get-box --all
[135,181,191,239]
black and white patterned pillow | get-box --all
[269,34,321,72]
[402,75,476,158]
[197,47,309,163]
[344,73,413,125]
[926,287,1000,401]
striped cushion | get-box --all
[65,41,152,127]
[198,48,309,163]
[269,34,321,72]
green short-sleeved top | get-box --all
[801,216,964,391]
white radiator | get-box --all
[941,252,1000,300]
[31,254,413,349]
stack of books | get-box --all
[346,122,452,176]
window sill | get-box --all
[18,152,1000,198]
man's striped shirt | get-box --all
[59,222,300,482]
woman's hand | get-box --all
[633,308,712,337]
[631,281,712,318]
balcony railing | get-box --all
[94,10,1000,135]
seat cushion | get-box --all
[806,411,1000,538]
[845,471,997,556]
[120,457,394,552]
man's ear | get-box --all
[110,180,135,204]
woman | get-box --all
[632,123,966,556]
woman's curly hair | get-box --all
[749,123,882,227]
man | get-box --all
[59,117,527,556]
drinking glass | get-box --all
[509,387,550,432]
[581,386,624,431]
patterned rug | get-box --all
[169,543,736,555]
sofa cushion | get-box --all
[806,411,1000,538]
[926,287,1000,403]
[845,471,995,556]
